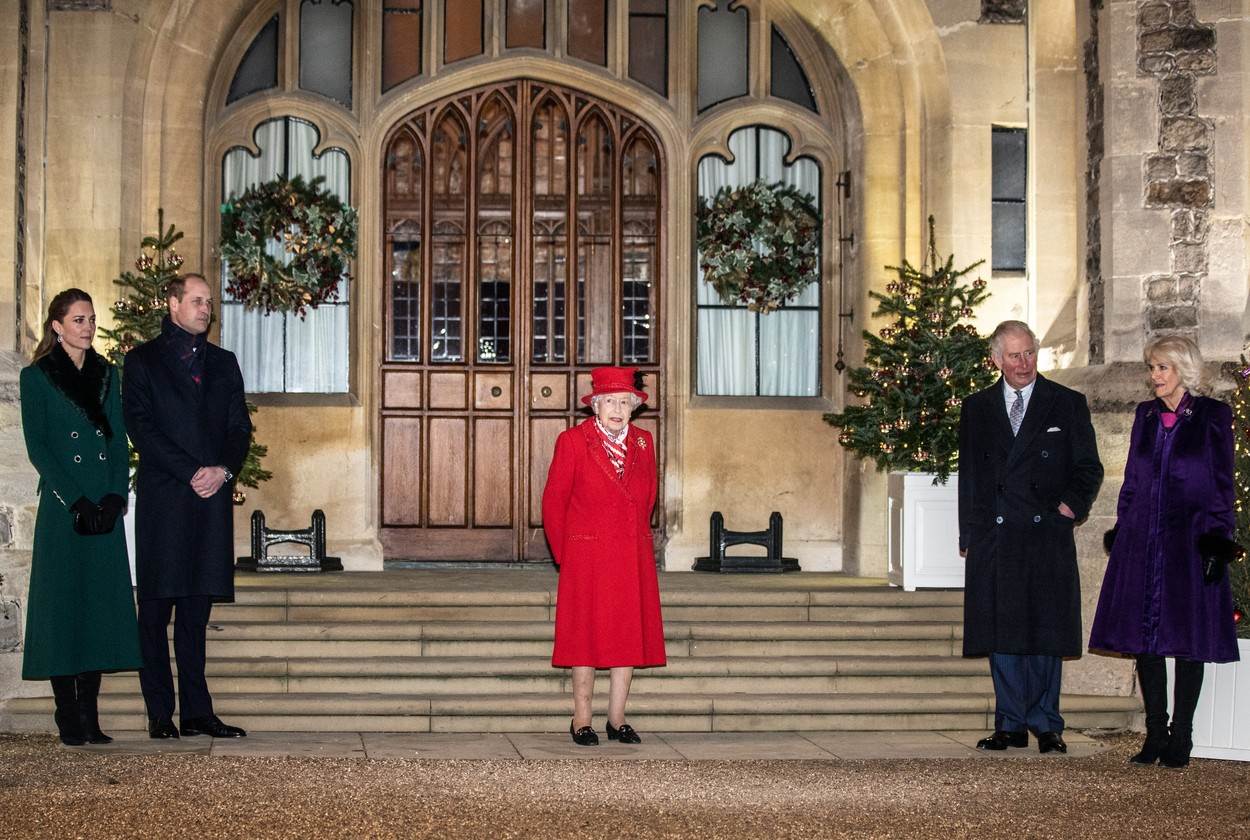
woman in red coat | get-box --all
[542,366,666,746]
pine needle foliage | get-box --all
[824,217,997,484]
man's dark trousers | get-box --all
[990,652,1063,734]
[137,595,214,723]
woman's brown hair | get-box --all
[31,288,94,363]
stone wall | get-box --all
[0,350,39,708]
[1100,0,1248,363]
[1138,0,1217,339]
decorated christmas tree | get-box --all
[99,211,272,503]
[824,217,996,483]
[1226,360,1250,636]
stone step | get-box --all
[95,655,994,696]
[210,604,965,624]
[196,620,963,641]
[201,637,963,659]
[99,655,991,679]
[1,691,1138,734]
[228,586,964,609]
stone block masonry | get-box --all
[1137,0,1216,339]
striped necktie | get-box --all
[1009,389,1024,436]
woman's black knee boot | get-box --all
[1130,654,1170,765]
[1161,658,1205,769]
[75,672,111,744]
[49,676,85,746]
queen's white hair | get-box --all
[590,393,642,412]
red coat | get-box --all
[543,419,666,668]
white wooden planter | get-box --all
[887,471,964,591]
[1169,638,1250,762]
[123,491,137,586]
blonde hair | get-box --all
[1144,334,1203,393]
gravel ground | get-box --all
[1,733,1248,839]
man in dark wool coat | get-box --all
[958,320,1103,755]
[123,273,251,739]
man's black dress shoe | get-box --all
[180,715,247,738]
[569,720,599,746]
[1038,731,1068,754]
[148,719,179,739]
[975,730,1028,750]
[606,721,642,744]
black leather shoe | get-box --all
[1038,732,1068,754]
[180,715,247,738]
[976,730,1028,750]
[569,720,599,746]
[606,721,642,744]
[148,719,179,739]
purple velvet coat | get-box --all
[1089,395,1240,663]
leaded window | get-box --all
[220,117,352,393]
[696,127,821,397]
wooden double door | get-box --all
[379,81,664,561]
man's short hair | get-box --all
[1144,333,1204,393]
[988,320,1038,359]
[166,273,208,302]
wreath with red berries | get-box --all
[219,174,358,316]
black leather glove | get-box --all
[70,497,106,536]
[1103,526,1118,555]
[98,493,127,530]
[1198,532,1243,584]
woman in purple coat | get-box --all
[1090,334,1240,768]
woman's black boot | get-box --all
[1129,654,1169,765]
[1161,658,1204,769]
[49,676,85,746]
[75,672,112,744]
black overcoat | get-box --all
[123,332,251,603]
[958,374,1103,657]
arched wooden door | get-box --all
[380,81,664,561]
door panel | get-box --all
[528,417,568,527]
[429,372,468,409]
[474,417,513,526]
[428,418,468,526]
[381,81,664,561]
[382,417,421,526]
[474,372,513,410]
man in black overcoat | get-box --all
[958,320,1103,755]
[123,273,251,739]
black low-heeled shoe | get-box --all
[606,721,641,744]
[570,721,599,746]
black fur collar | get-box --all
[36,344,113,439]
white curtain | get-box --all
[220,117,350,393]
[696,127,820,396]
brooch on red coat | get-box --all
[637,437,647,449]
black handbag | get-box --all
[1197,532,1243,584]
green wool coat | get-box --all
[19,352,143,679]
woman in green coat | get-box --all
[20,288,142,745]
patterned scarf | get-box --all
[594,419,629,480]
[1158,391,1193,430]
[162,315,207,385]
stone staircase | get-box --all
[1,571,1140,733]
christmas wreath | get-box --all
[219,174,358,316]
[696,179,820,313]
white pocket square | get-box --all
[1046,426,1062,433]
